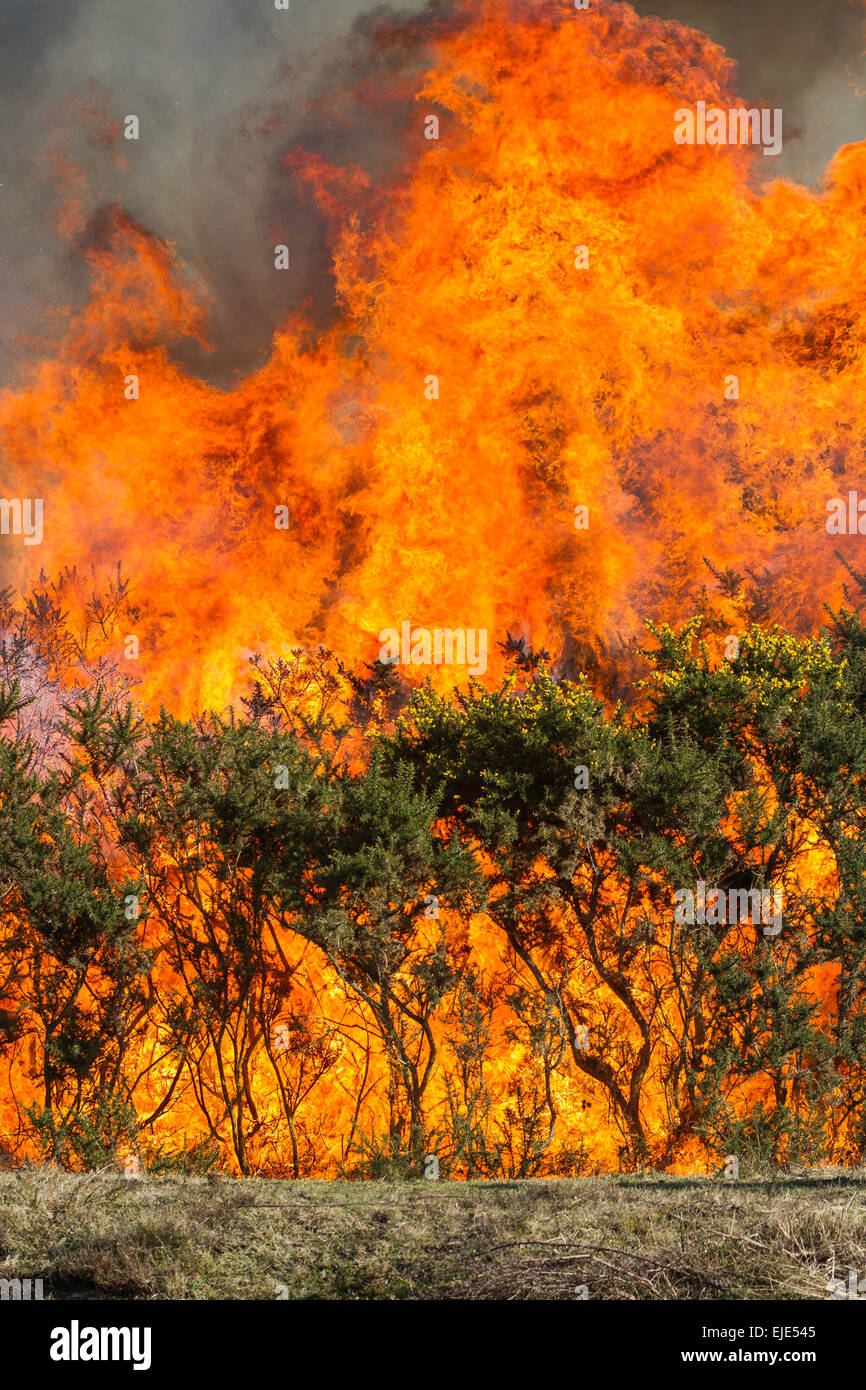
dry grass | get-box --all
[0,1167,863,1300]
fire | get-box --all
[3,1,864,708]
[0,0,863,1175]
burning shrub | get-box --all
[0,577,865,1175]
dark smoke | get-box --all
[0,0,863,391]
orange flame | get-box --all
[0,0,862,1174]
[2,1,864,708]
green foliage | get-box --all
[25,1094,139,1170]
[4,575,866,1175]
[143,1137,223,1176]
[340,1130,423,1181]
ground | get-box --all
[0,1167,863,1300]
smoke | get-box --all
[0,0,432,389]
[631,0,866,184]
[1,0,864,392]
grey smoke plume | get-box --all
[632,0,866,184]
[1,0,863,390]
[0,0,431,388]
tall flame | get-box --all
[1,0,863,710]
[0,0,864,1177]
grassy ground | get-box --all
[0,1167,863,1300]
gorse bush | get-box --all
[2,568,866,1177]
